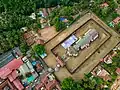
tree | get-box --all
[20,42,29,55]
[61,73,105,90]
[0,0,36,54]
[117,0,120,4]
[60,0,70,6]
[108,0,118,10]
[33,44,46,56]
[55,20,66,32]
[35,0,60,8]
[52,16,66,32]
[61,77,76,90]
[59,6,74,16]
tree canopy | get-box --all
[61,77,84,90]
[61,73,106,90]
[0,0,36,54]
[33,44,46,56]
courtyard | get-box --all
[44,13,120,81]
[52,20,110,73]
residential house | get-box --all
[113,17,120,25]
[111,76,120,90]
[35,39,45,45]
[35,73,61,90]
[19,57,38,88]
[101,55,113,64]
[100,51,117,64]
[0,57,24,90]
[47,8,52,15]
[42,8,55,17]
[24,31,36,46]
[38,7,55,18]
[0,47,21,68]
[24,31,44,46]
[91,66,111,81]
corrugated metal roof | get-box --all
[0,47,21,68]
[0,58,23,79]
[61,35,78,49]
[76,35,90,48]
[74,29,98,49]
[0,51,15,68]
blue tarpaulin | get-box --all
[59,17,66,21]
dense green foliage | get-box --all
[53,16,66,31]
[0,0,37,54]
[61,73,107,90]
[33,44,46,56]
[101,51,120,79]
[117,0,120,4]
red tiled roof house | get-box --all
[113,17,120,25]
[35,73,61,90]
[0,57,24,90]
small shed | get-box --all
[100,2,109,8]
[113,17,120,25]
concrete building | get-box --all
[73,29,98,51]
[35,73,61,90]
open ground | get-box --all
[38,26,58,42]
